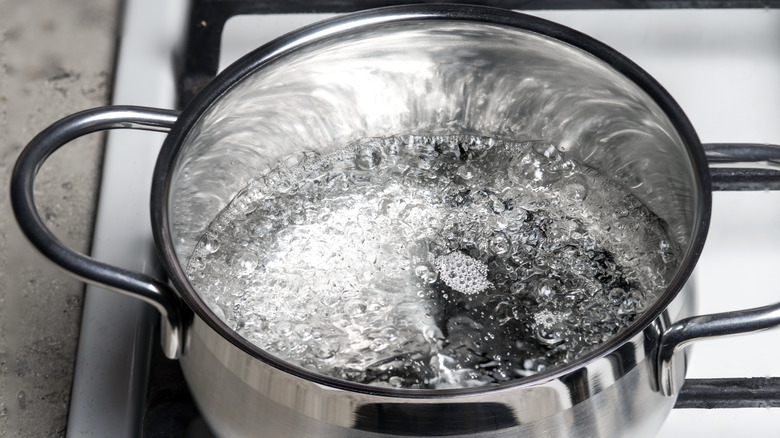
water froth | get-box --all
[185,134,680,389]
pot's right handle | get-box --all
[10,106,184,359]
[657,142,780,397]
[704,143,780,191]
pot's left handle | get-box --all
[10,106,184,359]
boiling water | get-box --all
[186,135,680,388]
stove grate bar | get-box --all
[675,377,780,409]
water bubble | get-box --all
[272,340,289,352]
[355,145,383,170]
[235,252,259,275]
[455,164,475,180]
[608,287,626,305]
[388,376,405,387]
[534,324,565,346]
[295,323,313,341]
[345,300,368,316]
[381,327,398,342]
[532,142,562,161]
[275,320,294,337]
[449,191,472,208]
[370,338,389,352]
[533,309,563,329]
[202,237,220,254]
[414,265,438,283]
[562,182,588,201]
[489,233,511,256]
[188,256,205,272]
[534,279,559,301]
[314,341,340,359]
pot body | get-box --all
[150,5,709,438]
[178,284,695,437]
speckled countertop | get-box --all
[0,0,119,436]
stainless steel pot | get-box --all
[11,5,780,437]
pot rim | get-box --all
[151,3,712,398]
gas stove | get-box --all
[66,1,780,436]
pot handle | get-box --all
[10,106,184,359]
[658,142,780,396]
[704,143,780,191]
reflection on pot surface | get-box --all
[186,134,680,388]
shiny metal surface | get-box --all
[9,106,184,359]
[180,284,693,437]
[703,143,780,190]
[704,143,780,170]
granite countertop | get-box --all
[0,0,120,436]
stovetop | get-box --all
[67,1,780,437]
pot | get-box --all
[11,5,780,437]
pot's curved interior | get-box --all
[170,19,699,258]
[162,10,706,389]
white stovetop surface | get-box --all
[220,10,780,437]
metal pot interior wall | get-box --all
[166,18,700,265]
